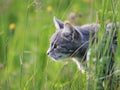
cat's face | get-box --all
[47,17,82,60]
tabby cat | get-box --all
[47,17,120,90]
[47,16,118,73]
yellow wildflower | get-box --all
[9,23,15,30]
[47,6,53,12]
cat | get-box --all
[47,17,120,89]
[47,16,118,73]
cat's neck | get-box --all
[73,41,89,61]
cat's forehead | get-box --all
[50,30,62,43]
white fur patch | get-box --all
[72,58,85,73]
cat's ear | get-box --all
[62,22,80,40]
[53,16,64,29]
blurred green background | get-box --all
[0,0,120,90]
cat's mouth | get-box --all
[53,56,62,60]
[49,54,63,60]
[47,52,70,61]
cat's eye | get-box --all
[54,44,60,49]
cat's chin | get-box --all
[50,56,64,61]
[49,55,66,61]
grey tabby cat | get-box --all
[47,17,120,90]
[47,16,118,73]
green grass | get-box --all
[0,0,120,90]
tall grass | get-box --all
[0,0,119,90]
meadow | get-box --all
[0,0,120,90]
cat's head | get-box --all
[47,17,82,60]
